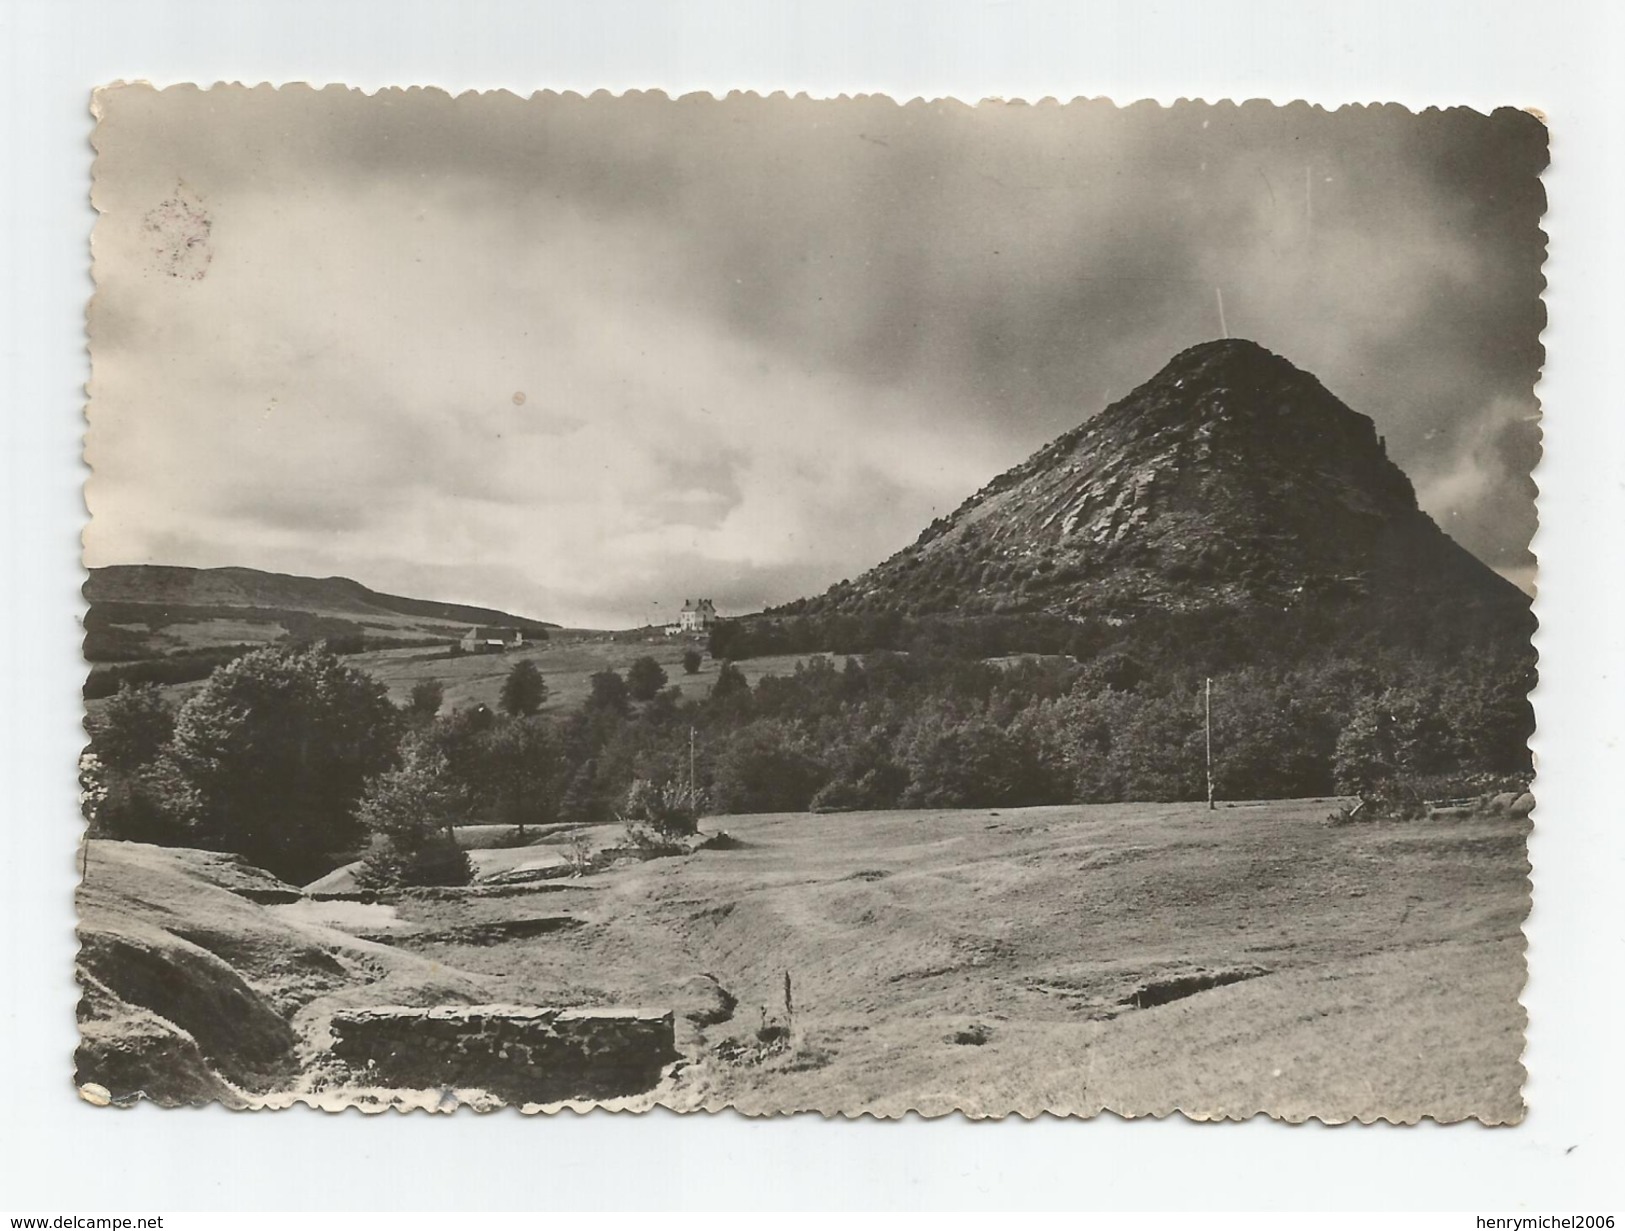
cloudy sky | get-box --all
[86,88,1546,627]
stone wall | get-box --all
[328,1004,677,1104]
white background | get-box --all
[2,0,1621,1213]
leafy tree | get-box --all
[89,682,175,773]
[353,742,474,888]
[1034,689,1121,802]
[808,768,903,813]
[682,649,703,675]
[898,714,1054,808]
[1442,655,1536,775]
[80,750,197,844]
[627,656,669,702]
[1103,692,1205,802]
[481,716,564,838]
[1333,686,1455,794]
[712,724,828,813]
[809,728,908,813]
[534,607,1530,816]
[82,682,193,844]
[417,704,496,804]
[166,644,401,880]
[558,758,606,827]
[407,678,445,719]
[1207,676,1340,800]
[706,619,742,661]
[500,659,548,717]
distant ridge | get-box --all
[84,564,556,662]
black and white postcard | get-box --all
[80,87,1544,1121]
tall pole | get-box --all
[1205,677,1215,811]
[689,725,697,806]
[1215,286,1229,339]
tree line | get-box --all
[83,612,1533,887]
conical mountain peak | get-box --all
[1146,336,1304,388]
[783,340,1527,630]
[1089,338,1402,477]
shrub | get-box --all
[620,778,698,840]
[354,837,473,891]
[627,656,669,702]
[1351,769,1530,823]
[563,830,596,875]
[682,649,703,675]
[586,670,631,717]
[408,679,445,719]
[353,744,474,889]
[809,766,907,813]
[1351,779,1429,823]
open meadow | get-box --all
[83,634,821,721]
[342,637,820,715]
[76,797,1530,1121]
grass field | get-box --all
[77,798,1530,1120]
[344,636,830,715]
[85,633,825,721]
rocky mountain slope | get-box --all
[786,339,1530,636]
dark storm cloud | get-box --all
[87,88,1545,624]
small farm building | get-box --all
[460,626,525,653]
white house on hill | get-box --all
[666,598,717,635]
[460,626,525,653]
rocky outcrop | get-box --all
[77,922,301,1092]
[328,1005,678,1104]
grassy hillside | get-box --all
[83,628,806,726]
[78,799,1530,1119]
[403,799,1528,1121]
[344,638,819,716]
[84,564,557,662]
